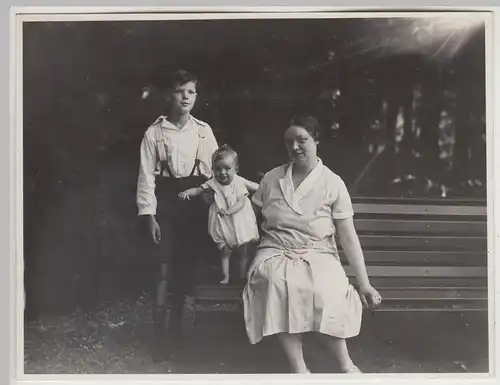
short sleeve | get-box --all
[201,178,216,191]
[251,176,267,207]
[235,175,249,197]
[331,177,354,220]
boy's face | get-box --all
[166,81,197,115]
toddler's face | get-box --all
[213,156,237,185]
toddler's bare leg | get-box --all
[238,243,249,280]
[220,245,231,284]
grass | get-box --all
[24,293,490,375]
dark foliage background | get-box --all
[23,17,486,318]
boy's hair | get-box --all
[212,144,239,168]
[158,69,198,91]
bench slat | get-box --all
[354,219,487,235]
[351,197,486,205]
[352,276,486,288]
[192,285,487,301]
[367,288,487,299]
[371,299,487,312]
[352,203,487,216]
[345,265,487,278]
[358,235,486,251]
[191,303,487,314]
[340,250,486,266]
[204,250,487,270]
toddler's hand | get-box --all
[178,191,190,200]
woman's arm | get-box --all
[335,216,381,308]
[252,202,262,220]
[335,217,370,288]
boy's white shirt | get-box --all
[136,115,218,216]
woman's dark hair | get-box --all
[158,69,198,90]
[212,144,239,168]
[289,115,321,140]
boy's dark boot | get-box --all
[150,307,170,363]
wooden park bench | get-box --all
[188,198,488,327]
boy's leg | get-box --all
[167,220,200,334]
[153,219,175,334]
[168,252,187,334]
[166,182,212,337]
[148,217,177,362]
[153,259,168,333]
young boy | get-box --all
[136,70,218,356]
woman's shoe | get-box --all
[344,365,362,373]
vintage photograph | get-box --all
[20,10,489,375]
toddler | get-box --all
[179,145,260,284]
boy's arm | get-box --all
[137,132,158,216]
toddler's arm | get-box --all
[178,186,205,200]
[242,178,260,193]
[219,195,246,216]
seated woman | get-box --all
[243,115,382,374]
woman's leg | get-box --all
[276,333,309,373]
[316,334,361,373]
[220,245,231,284]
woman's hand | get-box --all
[358,284,382,309]
[148,215,161,244]
[218,208,228,217]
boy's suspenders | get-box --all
[155,122,203,179]
[155,123,168,176]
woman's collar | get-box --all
[279,158,324,215]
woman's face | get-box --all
[284,125,318,165]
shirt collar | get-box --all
[157,115,193,131]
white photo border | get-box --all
[10,6,500,385]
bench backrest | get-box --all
[344,198,488,310]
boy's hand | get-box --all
[202,189,215,205]
[148,215,161,244]
[178,191,190,200]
